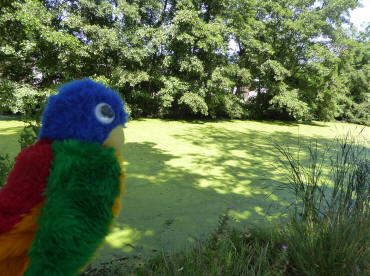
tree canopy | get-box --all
[0,0,369,124]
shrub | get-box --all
[126,90,160,118]
[0,79,17,114]
[207,93,246,119]
[270,89,312,121]
[89,75,111,87]
[0,153,14,188]
[178,92,208,117]
[337,96,370,126]
[0,80,50,115]
[18,122,41,150]
[18,96,46,149]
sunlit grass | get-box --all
[0,118,368,269]
[0,116,24,157]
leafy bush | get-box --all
[17,95,46,149]
[126,90,160,118]
[18,122,41,150]
[89,75,112,87]
[270,89,312,121]
[123,103,132,120]
[0,79,51,115]
[178,92,208,117]
[0,79,17,114]
[336,94,370,126]
[208,93,246,119]
[0,153,14,188]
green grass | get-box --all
[0,118,369,272]
[0,115,24,158]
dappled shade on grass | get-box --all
[0,118,368,269]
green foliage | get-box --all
[270,88,312,121]
[0,80,49,115]
[275,132,370,275]
[18,123,41,150]
[275,136,369,221]
[285,215,369,276]
[337,94,370,126]
[208,93,246,119]
[228,0,366,122]
[0,80,16,114]
[0,153,14,189]
[0,0,368,122]
[126,90,159,118]
[178,92,208,117]
[89,75,111,87]
[18,93,46,149]
[336,30,370,125]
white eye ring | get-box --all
[95,103,115,124]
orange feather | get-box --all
[112,151,125,217]
[0,201,45,276]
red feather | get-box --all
[0,138,53,232]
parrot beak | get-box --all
[103,126,125,156]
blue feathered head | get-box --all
[38,79,128,144]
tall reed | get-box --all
[275,131,369,275]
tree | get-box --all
[0,0,367,124]
[228,0,361,121]
[336,26,370,125]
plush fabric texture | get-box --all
[0,79,127,276]
[112,151,125,217]
[24,140,122,276]
[0,201,45,276]
[38,78,128,144]
[0,138,53,232]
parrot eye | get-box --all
[95,103,115,124]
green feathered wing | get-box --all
[24,140,122,276]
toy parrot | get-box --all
[0,79,128,276]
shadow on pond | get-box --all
[95,125,352,267]
[2,118,366,268]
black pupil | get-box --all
[101,104,114,118]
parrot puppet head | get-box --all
[38,78,128,154]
